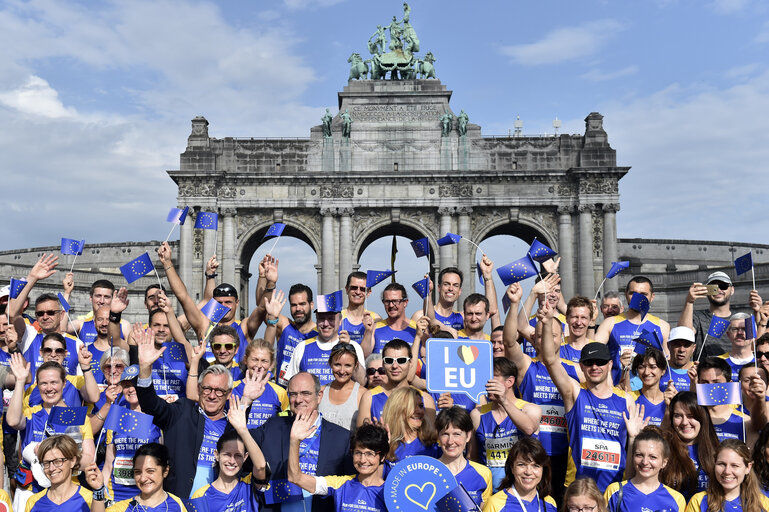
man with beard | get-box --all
[678,271,735,358]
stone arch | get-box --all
[472,213,558,260]
[237,221,320,270]
[353,217,438,268]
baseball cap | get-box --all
[579,342,611,363]
[668,326,695,344]
[706,271,732,286]
[120,364,140,382]
[0,286,9,300]
[213,283,238,299]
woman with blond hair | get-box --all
[685,439,769,512]
[562,478,607,512]
[381,386,438,461]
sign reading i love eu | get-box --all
[385,456,456,511]
[425,339,493,403]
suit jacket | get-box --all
[136,381,228,498]
[251,412,354,512]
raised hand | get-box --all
[78,345,93,369]
[663,379,677,406]
[290,409,319,442]
[686,282,708,304]
[479,255,494,279]
[104,384,122,405]
[363,312,375,333]
[227,395,249,432]
[111,287,129,313]
[10,352,30,383]
[242,368,268,402]
[415,316,429,339]
[436,392,454,409]
[339,330,351,344]
[206,254,219,274]
[263,255,279,284]
[485,378,506,404]
[190,342,206,363]
[541,257,561,275]
[62,273,74,295]
[265,290,286,318]
[536,299,555,322]
[157,290,171,314]
[157,242,172,265]
[137,327,165,369]
[506,283,523,303]
[623,402,649,439]
[83,462,104,490]
[28,253,59,283]
[5,325,18,351]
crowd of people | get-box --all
[1,242,769,512]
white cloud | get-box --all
[581,65,639,82]
[605,70,769,242]
[709,0,749,14]
[500,19,625,65]
[0,75,77,118]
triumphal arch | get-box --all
[168,5,629,312]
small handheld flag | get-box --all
[477,262,484,286]
[60,238,85,256]
[497,255,537,286]
[103,404,154,435]
[411,237,429,258]
[606,261,630,279]
[436,483,481,512]
[167,206,189,225]
[264,223,286,239]
[316,291,343,313]
[437,232,461,246]
[501,292,513,315]
[746,315,758,340]
[200,299,230,324]
[412,278,429,299]
[48,406,88,426]
[628,293,650,318]
[708,316,729,338]
[194,211,219,230]
[120,253,155,284]
[528,239,557,263]
[633,329,663,355]
[57,293,71,313]
[735,252,753,276]
[367,270,394,288]
[9,278,27,299]
[696,382,741,406]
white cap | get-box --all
[669,326,695,344]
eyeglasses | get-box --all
[382,299,406,306]
[42,347,67,355]
[41,457,69,469]
[35,310,60,318]
[353,450,379,459]
[756,350,769,359]
[212,343,236,351]
[581,359,609,367]
[287,390,316,399]
[366,367,386,376]
[728,327,746,333]
[383,356,410,365]
[348,285,367,292]
[200,386,228,397]
[567,507,597,512]
[107,364,126,371]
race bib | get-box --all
[278,360,290,386]
[580,438,622,471]
[539,405,567,434]
[113,457,134,486]
[485,437,515,468]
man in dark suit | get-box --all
[251,372,354,512]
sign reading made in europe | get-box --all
[385,455,456,511]
[425,338,493,403]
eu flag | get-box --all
[735,252,753,276]
[9,278,27,299]
[477,262,484,286]
[497,255,537,286]
[745,315,758,340]
[412,278,430,299]
[316,291,343,313]
[184,497,210,512]
[57,293,71,313]
[411,237,430,258]
[103,404,154,435]
[628,293,650,318]
[367,269,394,288]
[437,232,461,246]
[528,239,557,263]
[194,211,218,230]
[264,223,286,239]
[696,382,740,406]
[501,293,513,314]
[48,406,87,426]
[633,329,663,355]
[200,299,230,323]
[606,261,630,279]
[436,483,480,512]
[708,316,729,338]
[263,479,303,504]
[60,238,85,256]
[120,252,155,284]
[167,206,189,225]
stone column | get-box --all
[557,206,575,300]
[578,205,594,296]
[438,207,454,270]
[457,207,472,303]
[179,210,193,296]
[339,208,353,289]
[602,203,620,293]
[202,215,217,289]
[321,207,337,294]
[221,209,236,286]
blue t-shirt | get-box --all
[191,416,227,496]
[629,391,666,426]
[276,323,318,386]
[604,481,685,512]
[192,477,259,512]
[475,400,533,491]
[483,489,558,512]
[435,310,464,330]
[320,475,387,512]
[26,486,92,512]
[372,321,416,354]
[393,437,440,462]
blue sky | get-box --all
[2,0,768,316]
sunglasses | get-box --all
[581,359,609,367]
[756,350,769,359]
[348,285,368,292]
[35,310,60,318]
[383,356,410,365]
[366,367,386,376]
[331,343,356,353]
[212,343,236,351]
[42,347,67,355]
[710,281,730,290]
